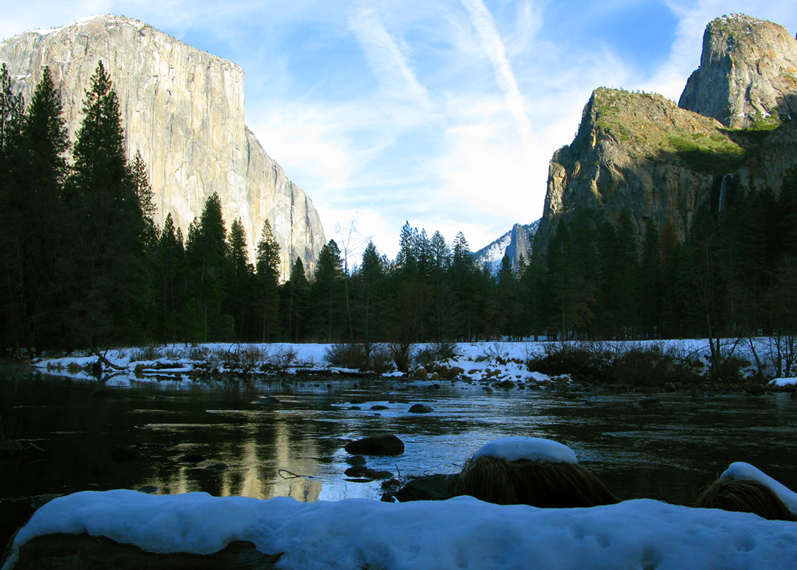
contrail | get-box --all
[460,0,535,151]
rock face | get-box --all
[534,14,797,259]
[474,222,538,275]
[679,14,797,128]
[0,15,325,279]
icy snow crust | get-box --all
[473,436,578,464]
[5,490,797,570]
[723,462,797,515]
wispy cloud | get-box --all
[348,7,430,112]
[459,0,534,152]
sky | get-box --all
[2,1,796,261]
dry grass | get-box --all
[695,478,797,521]
[456,456,619,508]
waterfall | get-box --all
[718,174,730,213]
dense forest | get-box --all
[1,65,796,360]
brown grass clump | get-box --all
[695,478,797,521]
[456,456,619,508]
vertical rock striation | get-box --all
[0,15,325,279]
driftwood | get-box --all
[7,533,283,570]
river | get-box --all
[2,364,796,548]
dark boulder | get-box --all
[638,398,663,409]
[393,474,459,502]
[344,434,404,456]
[408,404,434,414]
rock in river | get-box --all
[344,435,405,456]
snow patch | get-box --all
[473,437,578,464]
[722,462,797,514]
[4,490,797,570]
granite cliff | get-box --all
[680,14,797,128]
[0,15,325,279]
[534,14,797,258]
[474,222,538,275]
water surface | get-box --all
[2,365,796,547]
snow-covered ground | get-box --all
[4,486,797,570]
[32,338,795,389]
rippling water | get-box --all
[2,364,796,546]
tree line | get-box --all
[2,62,795,359]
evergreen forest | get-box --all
[1,64,796,358]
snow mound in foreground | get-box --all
[473,436,578,464]
[723,462,797,514]
[5,490,797,570]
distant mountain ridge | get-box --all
[474,221,539,274]
[0,15,325,279]
[532,13,797,259]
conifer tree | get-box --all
[13,67,70,349]
[152,213,186,341]
[0,64,25,352]
[130,150,159,253]
[255,219,280,342]
[185,192,232,340]
[356,241,388,346]
[281,257,310,342]
[65,61,148,346]
[312,240,345,341]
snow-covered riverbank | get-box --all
[4,487,797,570]
[32,338,796,390]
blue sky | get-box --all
[3,1,796,261]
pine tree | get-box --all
[152,213,186,341]
[65,61,148,346]
[130,150,159,253]
[281,257,310,342]
[0,64,26,352]
[356,241,388,346]
[185,192,232,341]
[12,67,71,349]
[312,240,345,341]
[255,219,280,342]
[641,220,662,337]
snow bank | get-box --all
[771,377,797,387]
[473,437,578,464]
[5,491,797,570]
[722,462,797,515]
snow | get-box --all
[722,462,797,515]
[771,377,797,387]
[473,437,578,464]
[31,337,790,391]
[4,490,797,570]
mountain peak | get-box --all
[679,13,797,128]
